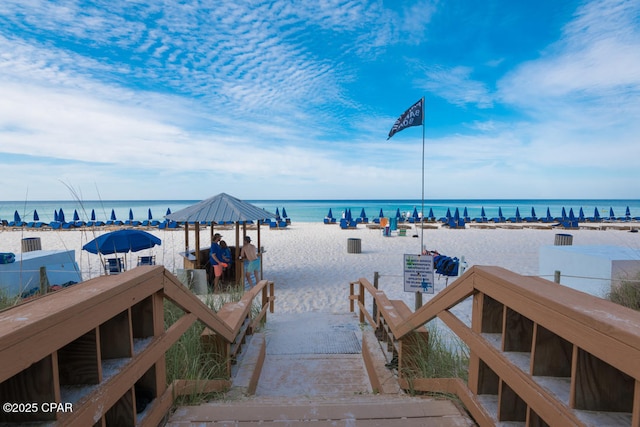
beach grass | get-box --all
[164,284,263,404]
[401,321,469,395]
[607,272,640,311]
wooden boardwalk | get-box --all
[166,312,475,426]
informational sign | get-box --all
[403,254,435,294]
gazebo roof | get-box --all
[165,193,274,224]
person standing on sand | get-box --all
[209,233,227,293]
[240,235,260,288]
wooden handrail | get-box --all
[350,265,640,426]
[0,265,275,426]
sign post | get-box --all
[404,254,435,295]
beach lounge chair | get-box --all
[439,208,452,223]
[137,255,156,266]
[447,208,466,229]
[105,257,125,275]
[507,207,523,223]
[490,208,506,223]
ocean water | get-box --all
[1,199,640,224]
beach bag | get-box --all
[0,253,15,264]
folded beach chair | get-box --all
[137,255,156,266]
[105,257,125,275]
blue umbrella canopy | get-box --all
[14,210,21,222]
[91,209,96,221]
[360,208,367,219]
[129,208,134,220]
[327,208,334,219]
[594,207,601,220]
[59,208,66,223]
[609,207,615,219]
[148,208,153,220]
[412,207,419,219]
[428,208,434,218]
[83,229,161,255]
[480,207,486,217]
[282,207,288,218]
[73,210,80,221]
[579,207,585,221]
[166,208,172,215]
[378,209,384,218]
[395,208,401,218]
[54,209,59,222]
[110,209,117,221]
[33,210,39,221]
[531,207,536,218]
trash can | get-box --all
[554,233,573,246]
[21,237,42,252]
[347,238,361,254]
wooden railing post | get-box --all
[358,282,365,324]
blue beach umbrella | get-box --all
[83,229,161,255]
[412,207,419,219]
[360,208,367,219]
[531,207,536,218]
[282,207,288,218]
[579,207,585,222]
[59,209,66,223]
[594,207,601,221]
[54,209,59,222]
[91,209,96,221]
[33,210,39,221]
[110,209,117,221]
[609,207,615,220]
[395,208,402,218]
[626,206,631,219]
[148,208,153,220]
[166,208,172,216]
[14,211,21,223]
[275,207,280,219]
[480,207,486,217]
[73,210,80,221]
[378,208,384,218]
[327,208,334,219]
[428,208,434,220]
[129,209,134,220]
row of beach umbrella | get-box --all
[325,206,640,224]
[5,207,176,229]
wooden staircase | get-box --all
[165,312,475,426]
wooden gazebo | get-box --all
[165,193,274,284]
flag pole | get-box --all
[416,96,425,311]
[420,96,425,256]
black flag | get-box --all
[387,98,424,140]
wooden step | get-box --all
[166,395,474,426]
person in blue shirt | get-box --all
[209,233,227,293]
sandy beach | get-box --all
[2,222,639,315]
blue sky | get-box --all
[1,0,639,201]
